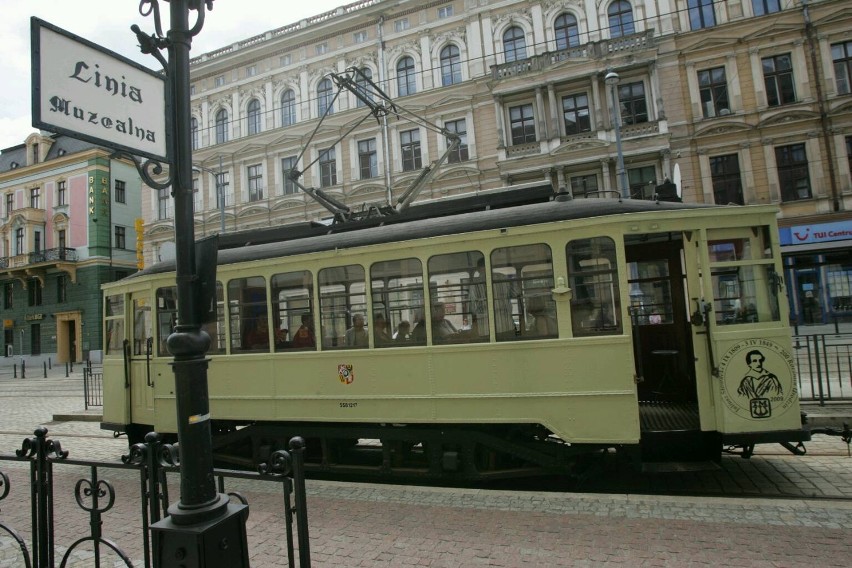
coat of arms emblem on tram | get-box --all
[338,364,354,384]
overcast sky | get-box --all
[0,0,346,150]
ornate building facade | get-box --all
[0,133,142,361]
[143,0,852,325]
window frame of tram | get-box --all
[319,265,367,350]
[105,295,125,356]
[708,227,781,326]
[271,270,315,352]
[228,276,271,353]
[370,258,424,347]
[566,237,622,336]
[152,283,225,356]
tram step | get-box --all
[641,460,722,473]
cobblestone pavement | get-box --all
[1,373,851,566]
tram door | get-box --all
[625,237,696,402]
[129,293,154,418]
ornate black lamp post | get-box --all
[131,1,249,565]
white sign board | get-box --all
[31,17,169,162]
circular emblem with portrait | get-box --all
[717,339,797,420]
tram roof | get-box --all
[133,196,728,279]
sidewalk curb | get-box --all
[51,412,103,422]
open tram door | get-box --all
[127,292,155,436]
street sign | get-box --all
[31,17,169,162]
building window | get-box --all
[190,85,196,95]
[509,103,536,145]
[57,180,67,206]
[58,230,66,255]
[776,143,811,202]
[115,225,126,249]
[358,139,378,179]
[440,45,462,86]
[247,99,261,135]
[570,174,599,198]
[394,18,409,32]
[246,65,257,77]
[30,187,41,209]
[216,171,230,208]
[192,177,201,211]
[847,136,852,184]
[34,231,41,253]
[445,119,469,163]
[115,179,126,204]
[5,194,12,217]
[215,109,228,144]
[28,279,42,307]
[688,0,716,30]
[354,68,374,108]
[438,6,453,19]
[57,274,67,303]
[280,54,292,67]
[281,157,298,195]
[281,89,296,126]
[32,143,39,165]
[158,188,170,220]
[628,165,656,199]
[315,42,328,55]
[698,66,729,118]
[353,31,367,43]
[752,0,781,16]
[319,147,337,187]
[562,93,591,135]
[318,78,334,116]
[191,117,199,150]
[214,75,225,87]
[618,81,648,125]
[248,164,264,201]
[709,154,744,205]
[832,41,852,95]
[554,14,580,50]
[400,130,422,172]
[608,1,635,38]
[397,56,416,96]
[15,228,23,254]
[763,54,795,107]
[502,26,527,63]
[4,283,12,309]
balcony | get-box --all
[506,142,541,158]
[0,247,79,284]
[491,30,656,81]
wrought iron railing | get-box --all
[0,248,78,269]
[83,362,103,409]
[0,428,311,568]
[792,333,852,403]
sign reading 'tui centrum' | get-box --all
[31,17,169,162]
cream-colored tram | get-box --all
[101,198,808,479]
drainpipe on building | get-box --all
[803,0,840,212]
[377,15,393,205]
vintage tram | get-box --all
[101,194,808,479]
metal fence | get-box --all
[792,333,852,403]
[82,362,102,409]
[0,427,311,568]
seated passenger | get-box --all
[245,316,270,349]
[374,313,392,345]
[290,313,316,349]
[344,313,369,348]
[412,303,457,344]
[393,320,411,341]
[526,296,558,337]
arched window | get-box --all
[440,44,461,86]
[608,1,635,38]
[247,99,261,135]
[502,26,527,62]
[281,89,296,126]
[354,67,373,108]
[554,14,580,49]
[215,109,228,144]
[191,117,199,150]
[396,56,416,97]
[317,78,334,116]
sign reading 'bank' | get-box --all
[31,18,169,162]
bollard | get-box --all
[65,362,69,378]
[21,361,25,379]
[43,361,47,378]
[48,357,51,370]
[70,360,74,373]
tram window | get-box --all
[370,258,424,347]
[228,276,270,352]
[491,244,556,340]
[271,270,315,351]
[105,294,125,356]
[156,287,177,356]
[202,282,226,354]
[566,237,622,336]
[319,265,367,349]
[709,230,780,325]
[627,259,673,326]
[427,251,487,344]
[132,298,152,356]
